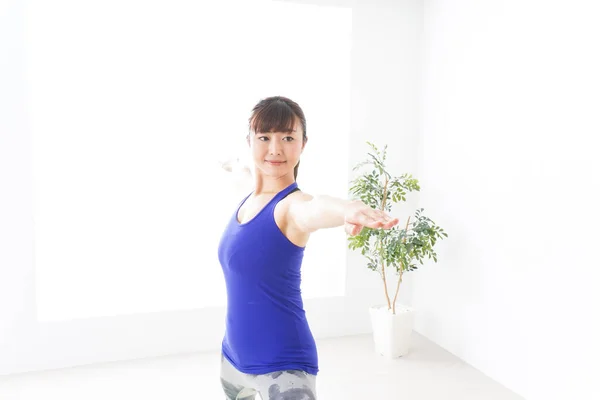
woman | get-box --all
[218,96,398,399]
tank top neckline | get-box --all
[236,181,298,226]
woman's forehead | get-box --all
[252,114,300,133]
[256,123,301,134]
[263,128,298,134]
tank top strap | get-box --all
[272,181,299,204]
[257,182,299,226]
[234,182,299,225]
[237,191,253,208]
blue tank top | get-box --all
[217,181,319,375]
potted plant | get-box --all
[347,142,448,358]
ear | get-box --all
[301,136,308,151]
[246,134,250,147]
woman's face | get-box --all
[248,119,305,179]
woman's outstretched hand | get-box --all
[344,200,400,236]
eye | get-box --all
[258,136,269,141]
[284,137,294,142]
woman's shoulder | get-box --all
[275,189,313,231]
[287,188,313,203]
[281,188,313,214]
[275,190,313,247]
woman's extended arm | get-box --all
[219,156,254,193]
[288,194,399,236]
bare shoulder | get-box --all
[277,190,314,226]
[274,190,314,247]
[287,190,314,204]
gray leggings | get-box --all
[219,354,317,400]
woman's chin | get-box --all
[259,167,293,178]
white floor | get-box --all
[0,332,524,399]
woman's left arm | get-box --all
[288,194,399,236]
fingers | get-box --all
[361,210,399,229]
[345,204,399,235]
[381,216,399,228]
[345,222,362,236]
[218,159,234,172]
[379,211,399,228]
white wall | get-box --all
[9,2,597,399]
[418,1,600,399]
[0,0,423,376]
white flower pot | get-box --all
[369,304,415,358]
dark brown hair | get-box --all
[247,96,307,180]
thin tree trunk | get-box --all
[380,176,391,310]
[392,266,403,314]
[381,258,391,310]
[392,216,411,314]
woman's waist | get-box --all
[224,318,316,350]
[227,293,305,314]
[226,303,308,326]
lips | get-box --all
[266,161,286,165]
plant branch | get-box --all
[379,176,391,310]
[380,248,391,310]
[392,216,411,314]
[392,262,403,314]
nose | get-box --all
[269,137,282,155]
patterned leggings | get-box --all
[219,354,317,400]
